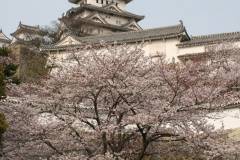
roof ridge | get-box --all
[20,23,40,29]
[193,31,240,39]
[138,24,183,32]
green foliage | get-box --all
[0,113,8,136]
[0,47,10,57]
[11,76,21,85]
[4,64,18,78]
[0,47,19,96]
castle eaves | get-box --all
[0,30,11,43]
[178,32,240,48]
[11,23,45,37]
[61,17,131,32]
[66,4,144,21]
[69,0,133,4]
[77,24,188,43]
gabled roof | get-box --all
[178,32,240,48]
[42,23,190,51]
[0,30,11,43]
[122,20,143,31]
[11,22,45,37]
[66,4,144,21]
[85,12,108,24]
[102,2,123,12]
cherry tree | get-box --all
[1,44,240,160]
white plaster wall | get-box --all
[104,14,129,26]
[208,108,240,130]
[177,41,240,58]
[86,0,126,9]
[0,42,6,47]
[76,10,129,29]
[81,24,113,35]
[0,42,8,47]
[233,41,240,47]
[76,10,90,18]
[178,46,205,56]
[143,39,180,62]
[16,33,42,41]
[86,0,102,7]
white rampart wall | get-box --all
[0,41,9,47]
[178,46,205,56]
[142,39,181,62]
[177,41,240,57]
[83,0,126,10]
[209,108,240,130]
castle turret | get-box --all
[11,22,46,44]
[0,30,11,47]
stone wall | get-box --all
[10,44,49,82]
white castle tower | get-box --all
[59,0,144,37]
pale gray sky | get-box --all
[1,0,240,37]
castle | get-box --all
[0,30,11,47]
[1,0,240,130]
[2,0,240,62]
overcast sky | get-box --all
[1,0,240,37]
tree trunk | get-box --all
[102,132,108,155]
[0,135,3,157]
[137,140,149,160]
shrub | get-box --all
[4,64,18,78]
[0,47,10,57]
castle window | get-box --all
[116,20,121,25]
[101,0,103,4]
[96,0,99,3]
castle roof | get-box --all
[77,23,189,43]
[0,30,11,44]
[66,4,144,21]
[42,23,190,51]
[60,16,131,33]
[69,0,133,4]
[11,22,45,37]
[178,31,240,48]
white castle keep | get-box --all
[3,0,240,63]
